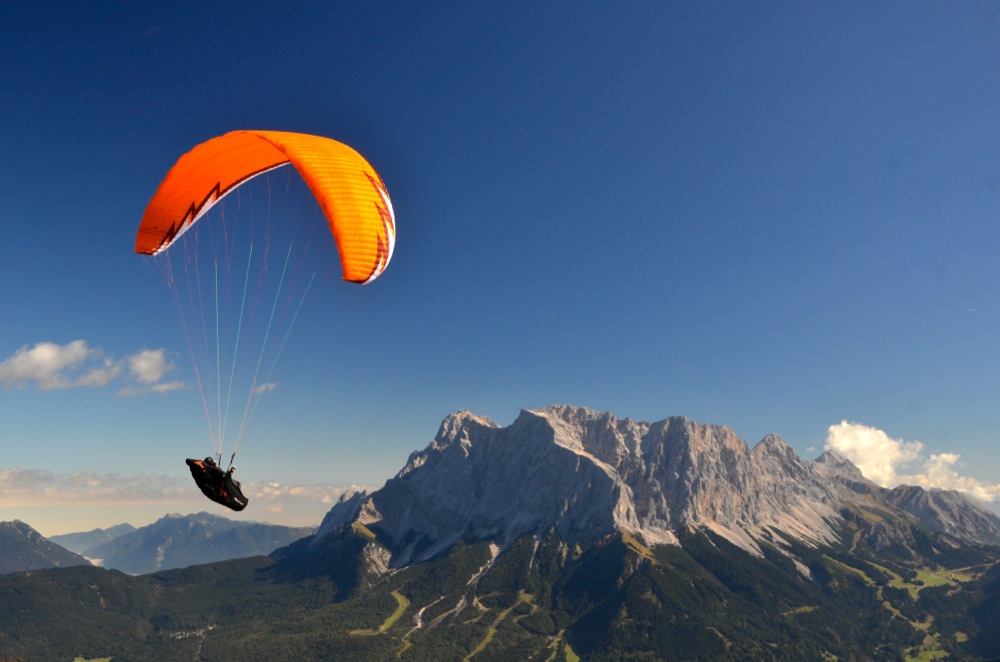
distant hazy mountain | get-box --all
[0,520,91,574]
[49,523,136,556]
[82,512,313,574]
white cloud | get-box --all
[0,341,187,395]
[117,348,188,395]
[825,421,923,486]
[825,421,1000,503]
[127,349,175,384]
[0,340,120,390]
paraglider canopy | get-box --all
[135,130,395,284]
[137,131,397,499]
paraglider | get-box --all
[186,457,248,511]
[137,130,396,510]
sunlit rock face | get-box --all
[526,406,846,553]
[315,405,1000,565]
[352,408,640,566]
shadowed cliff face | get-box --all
[314,405,1000,566]
[0,520,91,574]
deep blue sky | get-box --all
[2,2,999,533]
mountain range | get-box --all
[315,405,1000,564]
[49,522,136,556]
[0,513,313,576]
[1,405,998,660]
[78,511,315,574]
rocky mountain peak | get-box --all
[814,449,874,495]
[815,449,862,475]
[436,409,499,442]
[754,432,795,457]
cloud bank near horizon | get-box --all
[825,421,1000,503]
[0,340,184,395]
[0,467,366,513]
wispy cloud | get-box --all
[116,381,187,396]
[252,382,279,396]
[0,468,190,506]
[254,481,361,506]
[825,421,1000,503]
[0,341,186,395]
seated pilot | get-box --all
[185,457,249,511]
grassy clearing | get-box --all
[828,555,956,657]
[856,507,887,524]
[620,531,656,562]
[350,590,410,636]
[904,645,949,661]
[380,591,411,632]
[464,591,533,660]
[823,556,875,585]
[869,562,972,600]
[782,605,819,617]
[352,521,377,540]
[905,653,948,661]
[545,630,580,662]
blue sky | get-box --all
[2,1,999,535]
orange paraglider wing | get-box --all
[135,130,395,284]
